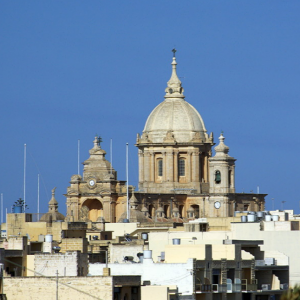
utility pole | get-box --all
[56,270,58,300]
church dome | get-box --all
[142,54,207,143]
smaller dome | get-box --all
[40,187,65,223]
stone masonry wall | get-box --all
[4,276,112,300]
[34,251,88,276]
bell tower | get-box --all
[209,133,236,193]
[65,137,126,223]
[208,133,236,216]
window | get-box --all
[158,159,163,176]
[215,170,221,184]
[178,158,185,176]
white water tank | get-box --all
[257,211,264,218]
[265,215,272,222]
[247,214,256,222]
[241,216,247,222]
[45,234,53,242]
[143,250,152,259]
[141,233,148,240]
[172,238,181,245]
[272,215,279,221]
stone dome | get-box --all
[143,99,207,143]
[142,55,207,143]
[40,187,65,223]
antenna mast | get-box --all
[126,143,129,221]
[110,139,113,174]
[1,193,3,224]
[24,144,26,212]
[77,139,80,175]
[37,174,40,215]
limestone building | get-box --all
[65,53,266,223]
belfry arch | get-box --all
[82,199,103,222]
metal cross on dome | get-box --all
[172,48,177,57]
[95,135,102,146]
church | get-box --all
[64,52,266,224]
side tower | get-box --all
[208,133,236,216]
[136,53,214,194]
[65,137,126,223]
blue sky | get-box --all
[1,1,300,216]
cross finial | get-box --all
[172,48,177,57]
[95,134,102,146]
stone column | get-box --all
[138,150,144,183]
[192,151,200,182]
[231,166,235,190]
[150,152,155,182]
[144,152,150,182]
[166,151,174,182]
[187,151,192,183]
[174,150,179,182]
[204,155,208,183]
[110,199,116,223]
[103,196,111,222]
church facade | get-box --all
[65,54,266,223]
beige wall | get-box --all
[60,238,88,253]
[6,214,48,241]
[4,276,112,300]
[105,223,138,239]
[212,244,235,260]
[141,285,177,300]
[26,255,35,277]
[164,244,236,263]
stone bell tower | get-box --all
[208,133,236,217]
[65,137,126,223]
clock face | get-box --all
[89,179,95,187]
[214,201,221,209]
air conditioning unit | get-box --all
[280,283,289,290]
[265,258,275,265]
[261,284,271,291]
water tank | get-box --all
[265,215,272,222]
[161,252,165,261]
[123,219,129,223]
[241,216,247,222]
[234,211,241,217]
[92,235,99,240]
[172,238,181,245]
[45,234,53,242]
[247,214,256,222]
[143,250,152,259]
[257,211,264,218]
[13,206,22,213]
[141,233,148,240]
[272,215,279,221]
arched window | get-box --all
[157,159,163,177]
[178,158,185,176]
[215,170,221,184]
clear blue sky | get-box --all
[1,1,299,216]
